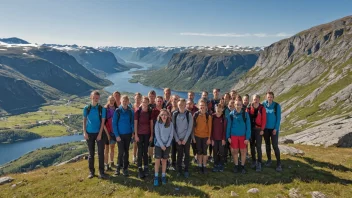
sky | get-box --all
[0,0,351,47]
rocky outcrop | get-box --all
[56,153,89,166]
[0,177,13,185]
[232,16,352,146]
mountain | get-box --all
[233,16,352,146]
[132,48,260,92]
[100,45,262,68]
[44,44,129,73]
[0,43,111,114]
[0,37,30,44]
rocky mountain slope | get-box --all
[132,49,259,92]
[233,16,352,146]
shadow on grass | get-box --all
[301,156,352,172]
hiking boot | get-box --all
[98,173,109,179]
[198,166,202,173]
[161,176,167,185]
[154,177,159,186]
[265,160,272,167]
[256,162,262,172]
[123,169,129,177]
[184,171,189,178]
[251,160,257,169]
[218,165,224,172]
[202,166,207,174]
[241,166,247,174]
[114,166,121,175]
[276,164,283,172]
[144,167,149,177]
[87,172,94,179]
[212,165,219,172]
[138,168,145,178]
[233,165,239,173]
[110,162,116,168]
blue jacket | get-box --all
[226,109,251,140]
[83,104,106,133]
[112,105,134,137]
[262,100,281,133]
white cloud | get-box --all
[180,32,292,38]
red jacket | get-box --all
[246,104,266,131]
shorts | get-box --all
[109,134,117,145]
[195,136,208,155]
[230,136,246,149]
[154,146,171,159]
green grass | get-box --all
[0,144,351,197]
[28,125,69,137]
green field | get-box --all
[27,125,69,137]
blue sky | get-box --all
[0,0,351,47]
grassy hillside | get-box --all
[0,145,351,197]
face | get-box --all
[252,96,260,104]
[186,101,193,110]
[199,102,206,112]
[149,94,156,104]
[91,94,100,104]
[141,99,149,108]
[228,101,235,110]
[219,99,224,105]
[160,111,168,122]
[267,94,274,102]
[243,97,249,105]
[109,97,115,105]
[213,89,219,98]
[172,96,179,105]
[216,105,223,114]
[188,92,194,100]
[113,93,120,101]
[230,92,237,99]
[178,102,186,110]
[164,89,171,99]
[156,98,163,107]
[201,92,208,99]
[235,101,243,111]
[121,98,129,107]
[224,94,231,102]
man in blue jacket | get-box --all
[113,95,135,176]
[226,97,251,174]
[262,92,282,172]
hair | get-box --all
[230,89,237,94]
[135,92,142,98]
[178,98,186,105]
[198,99,207,106]
[148,90,156,96]
[243,94,249,99]
[113,91,121,96]
[142,96,150,102]
[267,91,275,97]
[105,96,115,108]
[90,90,100,97]
[188,91,194,95]
[186,99,194,104]
[216,103,224,110]
[158,109,171,127]
[253,94,261,100]
[202,91,208,95]
[121,95,129,101]
[213,88,220,92]
[156,96,163,100]
[164,88,171,93]
[235,95,242,101]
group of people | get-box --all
[82,88,282,186]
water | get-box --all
[104,62,203,101]
[0,135,83,166]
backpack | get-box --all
[115,106,133,124]
[172,110,190,131]
[248,104,264,126]
[193,111,209,128]
[87,104,103,122]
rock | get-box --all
[11,184,16,188]
[311,191,326,198]
[230,191,239,196]
[0,176,14,185]
[56,153,89,166]
[247,188,260,194]
[289,188,302,198]
[262,145,305,156]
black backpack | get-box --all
[87,104,103,122]
[115,106,133,124]
[193,111,209,128]
[172,110,190,131]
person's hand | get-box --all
[260,130,264,136]
[206,138,211,145]
[162,146,166,151]
[182,140,186,145]
[222,140,226,146]
[273,129,277,135]
[97,134,102,141]
[84,133,89,140]
[244,140,249,145]
[177,141,182,145]
[135,135,139,142]
[149,136,153,142]
[192,138,196,144]
[116,136,121,142]
[228,138,231,144]
[211,140,214,146]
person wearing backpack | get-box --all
[210,88,221,114]
[192,99,212,174]
[132,92,142,165]
[243,94,250,108]
[173,98,193,178]
[83,90,107,179]
[186,99,199,164]
[113,95,134,177]
[223,99,235,164]
[154,109,174,186]
[167,95,179,171]
[226,97,251,174]
[103,96,118,171]
[262,92,282,172]
[187,91,195,104]
[148,90,157,109]
[163,88,171,108]
[247,94,266,172]
[200,91,214,162]
[147,90,157,164]
[135,96,154,178]
[211,103,227,172]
